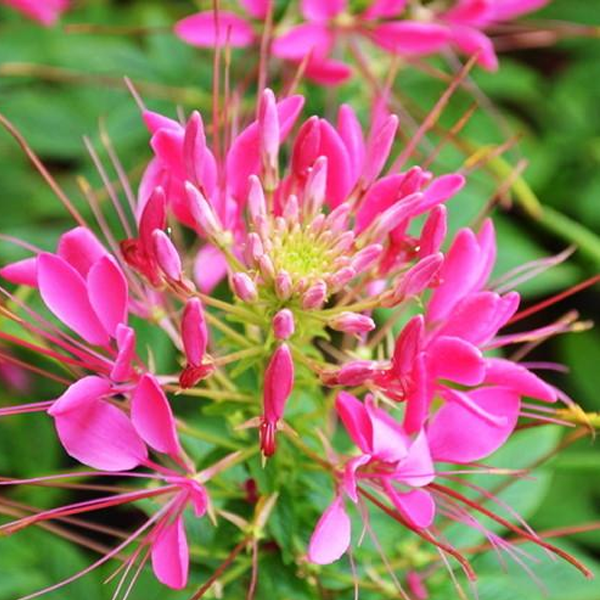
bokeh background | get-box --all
[0,1,599,598]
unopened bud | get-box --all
[336,360,381,386]
[275,270,293,300]
[183,110,206,184]
[259,88,279,172]
[283,194,299,222]
[331,231,355,254]
[329,311,375,334]
[232,272,258,303]
[372,193,422,239]
[259,254,275,282]
[304,156,327,215]
[181,297,208,367]
[324,203,351,233]
[328,266,356,292]
[391,253,443,304]
[418,205,447,258]
[152,229,182,281]
[248,175,267,223]
[273,309,295,340]
[292,116,321,178]
[352,244,383,272]
[186,182,221,237]
[245,232,264,265]
[301,280,327,310]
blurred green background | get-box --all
[0,0,599,598]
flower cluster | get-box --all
[175,0,550,83]
[0,78,587,598]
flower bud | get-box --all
[283,194,299,222]
[328,312,375,334]
[181,298,208,367]
[373,193,422,239]
[391,253,443,304]
[292,116,321,178]
[331,231,355,254]
[362,114,398,186]
[328,266,356,292]
[259,254,275,282]
[259,88,279,172]
[261,343,294,456]
[152,229,182,281]
[418,205,447,258]
[301,280,327,310]
[232,272,258,303]
[186,182,221,238]
[248,175,267,223]
[275,270,293,300]
[336,360,381,386]
[273,309,295,340]
[245,232,264,265]
[324,203,351,233]
[304,156,327,215]
[352,244,383,272]
[183,110,206,184]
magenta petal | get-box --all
[395,430,435,487]
[49,376,111,417]
[152,516,189,590]
[343,455,371,503]
[174,11,255,48]
[57,227,108,278]
[318,119,353,208]
[110,324,136,382]
[193,244,229,293]
[403,353,431,434]
[337,104,365,181]
[428,387,520,463]
[307,496,351,565]
[0,257,38,287]
[485,358,557,402]
[37,253,109,346]
[87,256,128,337]
[240,0,270,18]
[131,374,181,457]
[450,26,498,70]
[491,0,549,22]
[372,21,451,55]
[363,0,408,19]
[151,128,185,179]
[362,114,399,186]
[392,315,424,376]
[426,335,484,386]
[356,174,406,233]
[181,298,208,366]
[304,56,352,86]
[143,110,181,135]
[387,487,435,529]
[53,399,147,471]
[366,398,409,463]
[419,173,465,214]
[272,23,333,60]
[335,391,373,454]
[301,0,346,22]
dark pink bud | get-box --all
[352,244,383,272]
[292,116,321,178]
[152,229,182,281]
[273,309,295,340]
[329,266,356,292]
[331,231,355,254]
[418,205,447,258]
[181,298,208,367]
[139,187,167,253]
[301,280,327,310]
[336,360,381,386]
[183,110,206,184]
[304,156,327,215]
[329,311,375,334]
[186,182,221,237]
[245,232,264,265]
[392,253,444,303]
[259,88,279,170]
[232,272,258,303]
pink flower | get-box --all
[1,0,69,26]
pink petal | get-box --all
[491,0,549,22]
[272,23,333,60]
[301,0,346,22]
[394,430,435,487]
[181,298,208,366]
[450,26,498,71]
[110,324,136,382]
[443,0,493,26]
[143,110,180,135]
[428,387,520,463]
[337,104,365,181]
[87,256,128,337]
[391,315,424,376]
[307,496,351,565]
[366,398,409,462]
[37,253,109,346]
[3,0,69,26]
[343,454,371,503]
[304,56,352,86]
[473,218,497,290]
[318,119,353,208]
[131,374,181,457]
[174,11,255,48]
[193,244,229,293]
[52,398,147,471]
[403,353,431,434]
[0,257,38,287]
[427,228,482,322]
[418,205,447,258]
[49,376,111,416]
[371,21,451,55]
[57,227,108,278]
[335,391,373,454]
[240,0,270,18]
[426,335,484,386]
[362,114,399,187]
[152,516,189,590]
[387,487,435,528]
[150,128,185,179]
[263,344,294,422]
[419,173,465,214]
[485,358,556,402]
[356,174,407,234]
